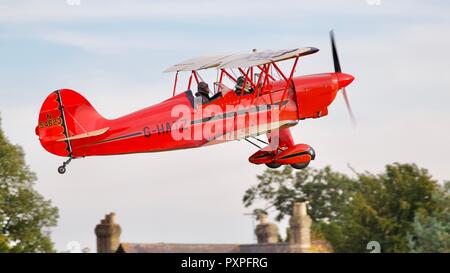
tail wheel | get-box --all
[265,162,282,169]
[58,165,66,174]
[291,162,310,170]
[57,157,73,175]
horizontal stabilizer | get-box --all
[56,127,109,142]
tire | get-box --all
[291,162,310,170]
[58,166,66,174]
[265,163,282,169]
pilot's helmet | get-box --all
[236,76,250,93]
[197,81,210,94]
[236,76,245,89]
[237,76,245,85]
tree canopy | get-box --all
[243,163,449,253]
[0,117,59,252]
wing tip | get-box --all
[301,47,320,56]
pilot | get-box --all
[235,76,252,95]
[195,81,210,104]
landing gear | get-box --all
[58,157,73,174]
[291,161,310,170]
[265,162,282,169]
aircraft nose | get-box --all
[336,72,355,89]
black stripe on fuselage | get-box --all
[191,100,288,125]
[92,132,143,145]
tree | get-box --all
[0,117,59,252]
[243,163,446,252]
[407,181,450,253]
[243,166,355,222]
[331,163,441,252]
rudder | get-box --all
[36,89,107,157]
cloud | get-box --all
[0,0,445,23]
[2,0,449,56]
[32,29,196,54]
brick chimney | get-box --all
[255,213,279,244]
[94,212,121,253]
[289,202,312,252]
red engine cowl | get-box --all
[273,144,315,165]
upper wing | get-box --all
[164,47,319,72]
[164,54,232,73]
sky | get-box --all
[0,0,449,252]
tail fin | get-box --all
[36,89,107,157]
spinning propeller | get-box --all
[330,30,356,127]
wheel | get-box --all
[265,163,282,169]
[58,165,66,174]
[291,162,310,170]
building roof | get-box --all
[96,202,333,253]
[116,242,331,253]
[117,243,240,253]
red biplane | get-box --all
[36,31,355,174]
